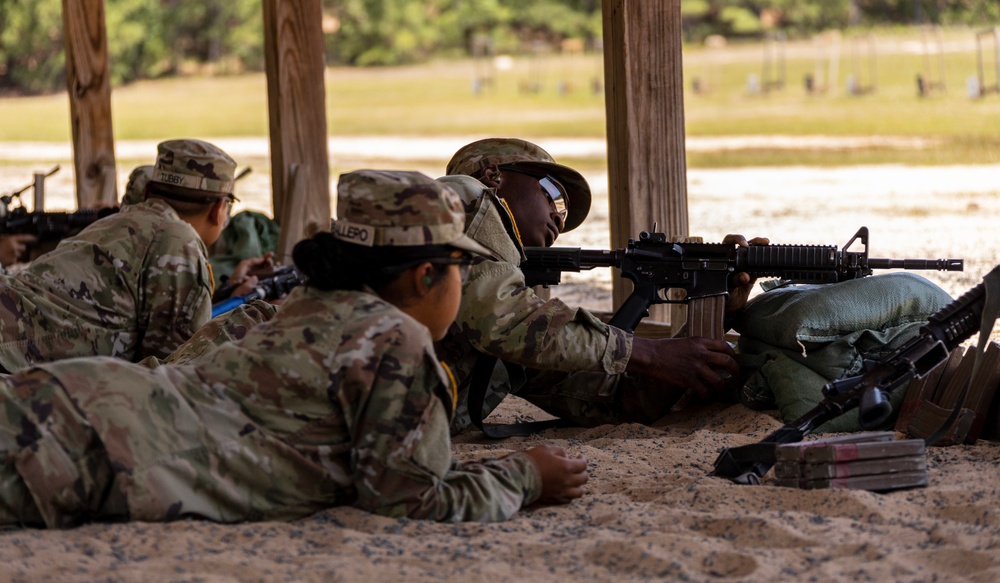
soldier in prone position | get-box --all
[435,138,956,435]
[0,139,262,373]
[0,169,588,529]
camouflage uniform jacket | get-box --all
[434,176,632,431]
[28,285,541,524]
[0,199,213,372]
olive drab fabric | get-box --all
[208,211,281,290]
[732,272,954,433]
[0,198,214,372]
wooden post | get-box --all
[601,1,715,337]
[263,0,331,262]
[61,0,117,209]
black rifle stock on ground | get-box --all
[711,264,1000,485]
[520,226,963,333]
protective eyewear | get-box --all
[430,254,475,283]
[385,254,476,283]
[222,194,238,226]
[502,168,570,224]
[538,176,569,223]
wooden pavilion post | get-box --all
[61,0,117,209]
[263,0,331,263]
[601,1,722,338]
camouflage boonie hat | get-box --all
[149,139,237,196]
[121,165,153,206]
[333,170,494,258]
[446,137,592,232]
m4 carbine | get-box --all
[711,264,1000,485]
[2,166,120,261]
[1,206,119,243]
[520,226,963,334]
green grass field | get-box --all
[1,26,999,167]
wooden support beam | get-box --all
[61,0,117,209]
[263,0,331,262]
[602,1,690,330]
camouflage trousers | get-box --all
[0,369,127,530]
[518,368,687,427]
[452,359,684,434]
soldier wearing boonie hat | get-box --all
[435,138,635,436]
[0,138,243,372]
[438,138,955,439]
[149,139,237,200]
[446,137,591,232]
[0,168,588,529]
[331,169,494,258]
[168,171,499,368]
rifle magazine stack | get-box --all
[773,431,928,492]
[895,341,1000,445]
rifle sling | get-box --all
[467,352,572,438]
[925,267,1000,446]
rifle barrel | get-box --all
[867,258,964,271]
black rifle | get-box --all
[520,226,963,333]
[711,264,1000,485]
[2,166,120,261]
[1,206,119,243]
[211,264,305,318]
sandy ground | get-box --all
[2,138,1000,582]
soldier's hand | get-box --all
[521,444,588,504]
[226,252,277,298]
[628,336,739,400]
[0,234,37,266]
[230,252,276,281]
[722,234,769,313]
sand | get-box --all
[2,399,999,582]
[2,139,999,582]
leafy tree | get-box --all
[760,0,852,32]
[157,0,262,72]
[324,0,448,66]
[1,0,998,95]
[105,0,169,84]
[0,0,64,94]
[322,0,603,66]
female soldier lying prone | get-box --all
[0,169,588,529]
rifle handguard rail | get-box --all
[521,226,963,325]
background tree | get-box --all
[0,0,64,95]
[0,0,997,95]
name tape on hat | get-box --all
[151,169,234,195]
[332,220,376,247]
